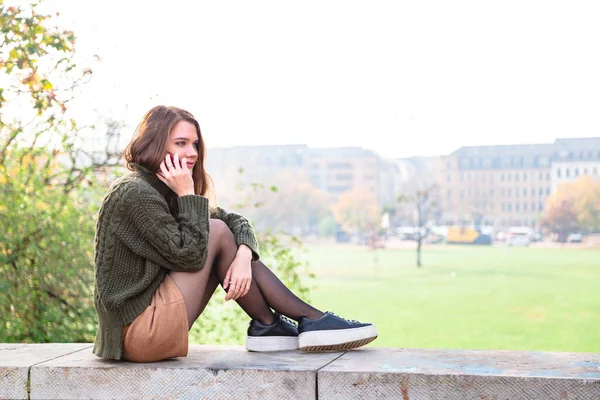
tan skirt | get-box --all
[122,275,189,363]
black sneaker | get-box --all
[246,313,299,352]
[298,312,378,352]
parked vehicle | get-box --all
[446,226,492,245]
[568,233,583,243]
[507,227,532,246]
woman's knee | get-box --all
[209,219,235,245]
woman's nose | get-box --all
[186,145,198,157]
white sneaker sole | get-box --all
[298,325,378,352]
[246,336,299,352]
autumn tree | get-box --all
[542,175,600,236]
[331,187,381,238]
[244,171,330,235]
[0,2,120,342]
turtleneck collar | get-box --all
[129,162,173,198]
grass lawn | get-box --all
[297,243,600,353]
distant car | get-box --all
[506,227,532,247]
[507,234,530,247]
[568,233,583,243]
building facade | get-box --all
[438,137,600,231]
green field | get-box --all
[297,244,600,353]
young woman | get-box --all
[93,105,377,362]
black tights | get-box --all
[211,227,323,324]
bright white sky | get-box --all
[34,0,600,157]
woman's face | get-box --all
[166,120,199,170]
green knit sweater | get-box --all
[93,164,259,360]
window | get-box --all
[531,188,535,197]
[507,174,511,181]
[524,203,528,211]
[335,173,353,181]
[575,168,579,177]
[515,173,519,181]
[447,174,451,182]
[546,187,550,195]
[557,168,562,178]
[584,168,588,175]
[523,173,527,181]
[532,202,536,211]
[539,188,543,195]
[502,203,505,211]
[460,173,464,181]
[447,189,451,198]
[594,167,598,175]
[508,188,512,196]
[546,173,551,180]
[523,188,527,196]
[327,162,352,169]
[516,188,520,198]
[538,172,543,180]
[508,204,512,211]
[516,203,520,211]
[500,174,505,181]
[566,168,571,177]
[538,202,544,211]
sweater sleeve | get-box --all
[212,206,260,261]
[116,184,211,271]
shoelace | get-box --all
[277,313,298,327]
[328,311,360,324]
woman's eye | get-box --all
[176,142,185,146]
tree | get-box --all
[249,171,330,235]
[396,185,438,268]
[0,2,120,342]
[330,187,381,239]
[542,175,600,235]
[570,175,600,232]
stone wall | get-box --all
[1,344,599,399]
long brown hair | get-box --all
[123,105,212,197]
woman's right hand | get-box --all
[156,153,195,197]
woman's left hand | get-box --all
[224,245,253,301]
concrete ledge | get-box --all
[1,344,599,399]
[319,348,600,399]
[0,344,92,399]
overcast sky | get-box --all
[36,0,600,158]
